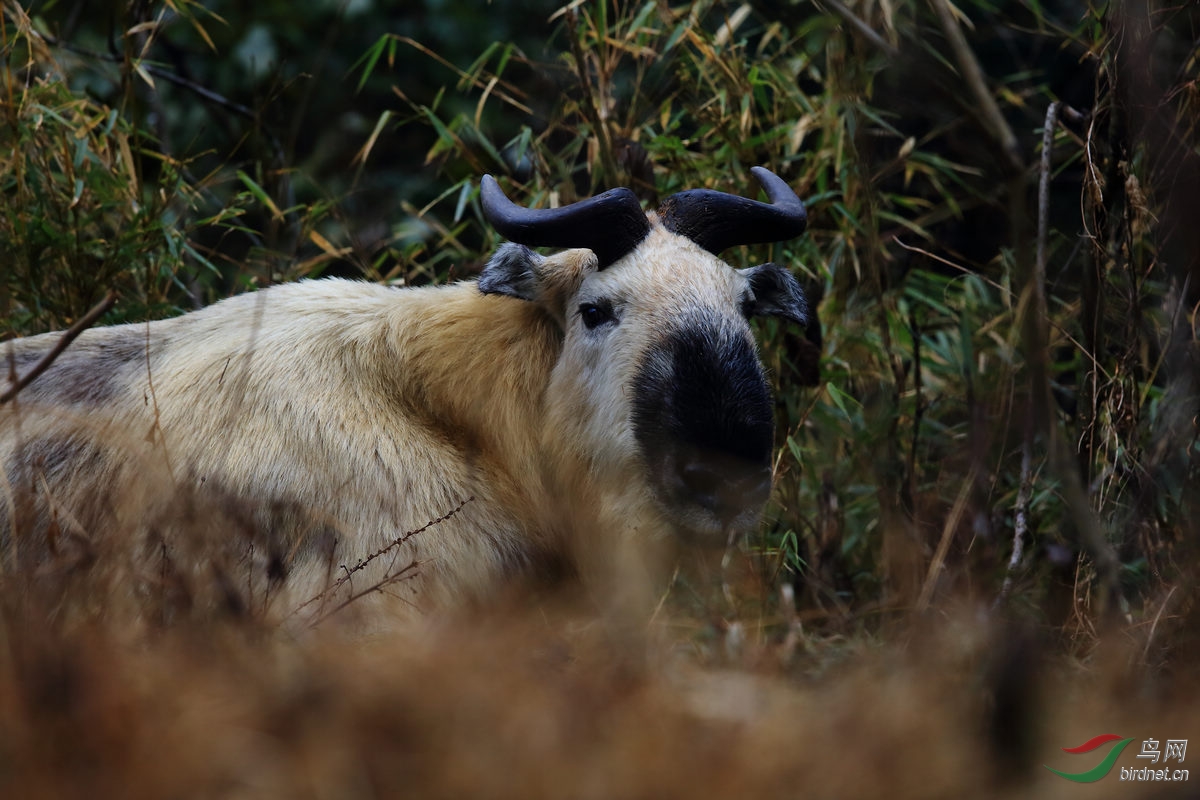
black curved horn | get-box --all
[657,166,807,254]
[480,175,651,269]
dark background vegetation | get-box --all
[2,0,1198,795]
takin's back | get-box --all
[0,278,571,620]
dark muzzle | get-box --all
[632,321,774,536]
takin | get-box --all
[0,167,809,623]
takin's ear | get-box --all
[740,263,809,327]
[479,243,597,328]
[478,243,545,301]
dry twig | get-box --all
[994,102,1060,607]
[291,496,474,620]
[1,290,118,404]
[996,439,1033,606]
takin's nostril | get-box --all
[675,456,772,522]
[679,459,724,512]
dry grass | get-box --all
[0,581,1196,799]
[0,481,1195,799]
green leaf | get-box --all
[352,35,392,93]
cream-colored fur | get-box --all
[1,224,764,623]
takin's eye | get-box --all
[579,301,617,330]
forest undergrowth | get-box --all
[2,0,1198,796]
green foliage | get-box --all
[0,64,198,330]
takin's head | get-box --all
[478,167,809,544]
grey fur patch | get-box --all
[184,474,343,584]
[31,434,83,478]
[39,361,121,405]
[1,350,43,384]
[18,433,112,484]
[740,263,809,327]
[15,328,146,406]
[0,433,116,561]
[478,243,544,301]
[100,330,150,364]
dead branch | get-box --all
[1036,101,1061,289]
[996,438,1033,606]
[307,559,423,629]
[1,290,118,404]
[290,496,474,619]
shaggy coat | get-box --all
[1,213,806,621]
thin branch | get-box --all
[916,466,976,612]
[1026,100,1055,432]
[41,32,259,120]
[1141,585,1178,665]
[289,496,474,619]
[1,290,118,404]
[820,0,900,58]
[906,306,925,505]
[1031,100,1127,622]
[1052,436,1131,623]
[1060,104,1089,125]
[143,61,261,121]
[141,318,175,483]
[395,35,532,115]
[927,0,1023,173]
[996,437,1033,606]
[1037,101,1061,291]
[776,582,804,666]
[307,559,423,629]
